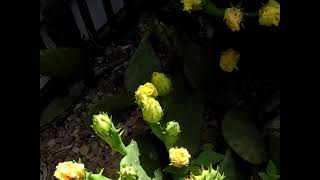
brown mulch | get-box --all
[40,42,147,180]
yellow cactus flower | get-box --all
[169,147,191,168]
[219,49,240,72]
[135,82,158,106]
[180,0,203,13]
[54,161,85,180]
[259,0,280,26]
[224,7,242,32]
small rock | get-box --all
[74,103,82,111]
[80,145,90,156]
[85,95,92,101]
[97,91,104,97]
[47,139,56,148]
[75,118,82,123]
[72,146,80,154]
[99,141,106,147]
[120,44,132,51]
[90,142,99,150]
[105,49,112,55]
[55,137,64,143]
[65,156,73,161]
[86,152,95,159]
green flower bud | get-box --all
[87,174,111,180]
[141,97,164,123]
[86,169,112,180]
[91,112,127,156]
[188,165,225,180]
[119,165,139,180]
[258,0,280,27]
[151,72,172,96]
[165,121,181,137]
[92,112,112,136]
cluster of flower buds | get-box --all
[135,72,172,124]
[135,83,163,123]
[135,82,158,107]
[179,0,280,29]
[119,164,139,180]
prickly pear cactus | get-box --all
[120,140,162,180]
[124,36,162,97]
[186,165,225,180]
[222,107,266,164]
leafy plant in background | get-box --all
[258,160,280,180]
[40,47,91,80]
[40,47,92,128]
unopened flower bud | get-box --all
[165,121,181,137]
[151,72,172,96]
[141,97,164,123]
[92,112,112,136]
[119,165,139,180]
[91,112,127,155]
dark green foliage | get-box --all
[220,149,250,180]
[40,81,84,127]
[124,36,162,97]
[222,106,266,164]
[40,48,90,80]
[258,160,280,180]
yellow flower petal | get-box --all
[135,82,158,106]
[259,0,280,26]
[54,161,85,180]
[224,7,242,32]
[180,0,203,13]
[169,147,191,168]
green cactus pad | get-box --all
[124,36,162,97]
[40,48,90,79]
[220,149,250,180]
[192,149,224,167]
[120,140,162,180]
[222,107,266,164]
[158,73,204,155]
